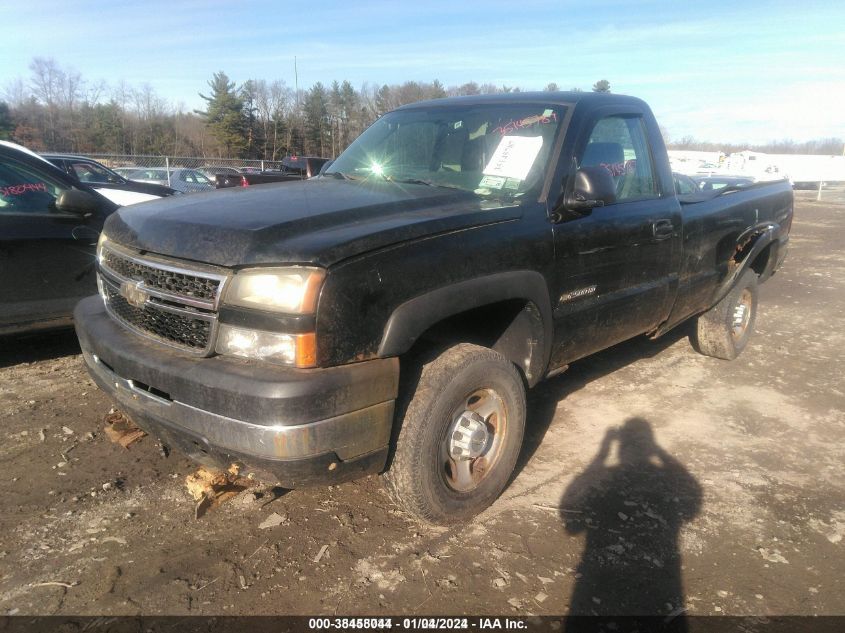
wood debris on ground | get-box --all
[103,409,147,449]
[185,464,257,519]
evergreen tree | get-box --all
[198,71,249,157]
[303,82,330,156]
[240,79,263,158]
[0,102,14,140]
[430,80,447,99]
[592,79,611,93]
[375,84,391,116]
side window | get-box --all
[580,115,658,202]
[71,161,112,183]
[0,158,68,214]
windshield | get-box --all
[326,104,566,199]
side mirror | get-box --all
[566,166,617,211]
[55,189,98,218]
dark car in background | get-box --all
[198,166,242,182]
[278,155,330,178]
[0,142,118,334]
[215,156,330,188]
[42,154,178,205]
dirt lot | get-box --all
[0,191,843,618]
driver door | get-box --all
[548,110,681,367]
[0,156,105,331]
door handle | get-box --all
[652,219,674,241]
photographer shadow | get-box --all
[560,418,702,631]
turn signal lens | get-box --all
[216,325,317,368]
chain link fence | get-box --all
[84,154,288,171]
[83,154,290,179]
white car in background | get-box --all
[127,167,215,194]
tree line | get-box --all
[666,135,844,156]
[0,60,612,160]
[2,59,840,159]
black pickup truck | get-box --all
[75,92,792,524]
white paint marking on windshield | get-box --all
[483,135,543,181]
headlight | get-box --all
[96,232,108,263]
[224,267,324,314]
[215,324,316,367]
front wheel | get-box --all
[383,343,526,525]
[692,269,759,360]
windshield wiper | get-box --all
[388,177,464,191]
[326,171,358,181]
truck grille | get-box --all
[101,248,220,302]
[97,242,227,355]
[103,283,213,350]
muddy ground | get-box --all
[0,191,843,618]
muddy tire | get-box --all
[692,269,759,360]
[383,343,526,525]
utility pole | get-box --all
[294,56,299,108]
[294,56,300,156]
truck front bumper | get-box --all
[74,296,399,487]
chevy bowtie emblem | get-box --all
[120,280,149,308]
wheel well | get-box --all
[731,232,773,279]
[749,241,773,276]
[406,299,546,386]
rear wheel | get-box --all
[692,269,759,360]
[384,343,526,525]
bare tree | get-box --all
[29,57,64,147]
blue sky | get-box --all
[2,0,844,144]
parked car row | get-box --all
[41,153,178,205]
[45,155,333,196]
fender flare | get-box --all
[378,271,553,385]
[713,224,778,305]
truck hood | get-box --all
[104,178,521,268]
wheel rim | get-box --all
[732,288,753,339]
[441,388,508,492]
